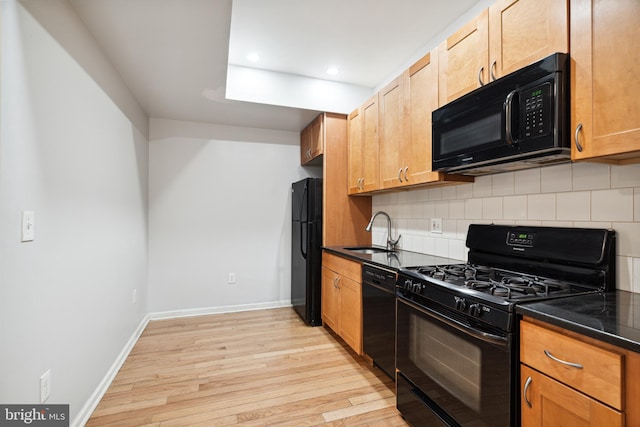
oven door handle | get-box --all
[398,296,509,347]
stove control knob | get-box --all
[469,304,482,317]
[454,296,467,311]
[403,280,412,290]
[412,283,422,294]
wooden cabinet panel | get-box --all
[489,0,568,79]
[321,266,340,332]
[361,96,380,192]
[347,108,364,194]
[407,50,439,185]
[322,112,371,247]
[520,320,623,409]
[321,252,362,355]
[438,9,489,105]
[347,96,379,194]
[571,0,640,161]
[338,276,362,353]
[300,114,323,165]
[521,365,623,427]
[379,75,407,189]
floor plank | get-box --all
[86,307,408,426]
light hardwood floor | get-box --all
[86,307,409,426]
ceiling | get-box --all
[66,0,482,132]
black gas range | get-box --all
[395,224,616,427]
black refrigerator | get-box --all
[291,178,323,326]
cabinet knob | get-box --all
[404,166,409,182]
[398,168,404,183]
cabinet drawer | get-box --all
[322,252,361,282]
[520,320,623,410]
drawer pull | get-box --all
[544,349,583,369]
[523,376,533,408]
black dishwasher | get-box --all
[362,263,397,380]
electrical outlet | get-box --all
[21,211,35,242]
[40,369,51,403]
[228,273,236,284]
[431,217,443,234]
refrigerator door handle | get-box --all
[300,221,308,259]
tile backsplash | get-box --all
[371,162,640,293]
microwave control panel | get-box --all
[522,83,551,139]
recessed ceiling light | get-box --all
[326,67,339,76]
[247,53,260,62]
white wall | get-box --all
[148,118,319,314]
[0,0,148,422]
[371,162,640,292]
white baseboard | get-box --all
[149,300,292,320]
[72,300,292,426]
[72,313,150,427]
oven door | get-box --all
[396,296,514,427]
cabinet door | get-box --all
[378,75,407,189]
[339,275,362,355]
[309,114,324,159]
[407,49,439,185]
[571,0,640,161]
[321,266,340,333]
[347,108,363,195]
[361,95,380,192]
[489,0,568,80]
[521,365,623,427]
[438,9,489,105]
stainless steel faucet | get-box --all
[365,211,401,251]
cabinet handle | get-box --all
[490,60,497,81]
[544,349,584,369]
[574,123,584,152]
[523,376,533,408]
[398,168,404,183]
[404,166,409,182]
[478,66,485,86]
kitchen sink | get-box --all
[343,246,395,254]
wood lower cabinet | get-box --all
[321,252,362,354]
[570,0,640,162]
[520,318,638,426]
[520,365,623,427]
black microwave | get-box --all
[432,53,570,175]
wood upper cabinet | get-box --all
[348,96,379,194]
[438,10,489,105]
[300,114,323,165]
[321,252,362,355]
[488,0,568,80]
[378,75,408,189]
[570,0,640,162]
[407,50,441,185]
[519,318,640,427]
[439,0,568,105]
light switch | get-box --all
[22,211,35,242]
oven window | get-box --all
[397,298,513,427]
[410,313,482,412]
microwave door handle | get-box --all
[504,90,518,146]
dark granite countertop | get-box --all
[517,291,640,353]
[323,246,461,271]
